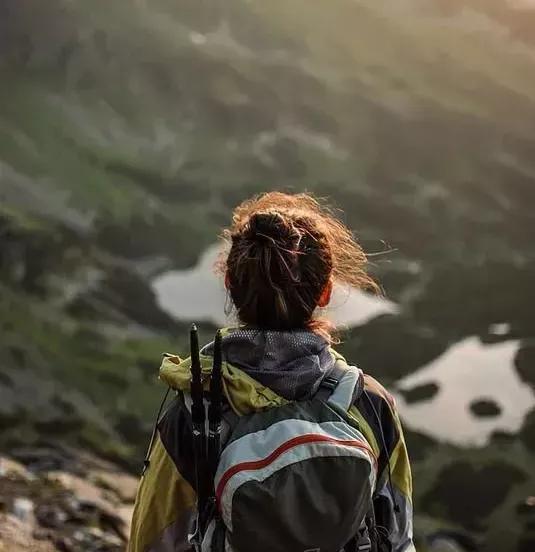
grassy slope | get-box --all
[1,1,535,548]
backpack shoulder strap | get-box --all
[317,360,364,411]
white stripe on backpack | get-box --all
[215,418,376,530]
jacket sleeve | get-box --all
[374,408,415,552]
[128,435,195,552]
[128,397,196,552]
[352,375,416,552]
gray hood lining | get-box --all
[202,328,335,401]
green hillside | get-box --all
[1,1,535,549]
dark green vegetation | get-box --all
[470,399,502,418]
[1,1,535,550]
[400,382,440,404]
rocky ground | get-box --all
[2,443,533,552]
[0,447,136,552]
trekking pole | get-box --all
[189,324,207,545]
[208,330,223,487]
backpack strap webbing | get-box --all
[316,360,364,410]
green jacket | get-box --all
[129,333,415,552]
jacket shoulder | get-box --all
[362,373,397,411]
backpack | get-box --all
[187,327,378,552]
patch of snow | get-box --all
[394,338,535,446]
[153,244,228,326]
[152,243,398,328]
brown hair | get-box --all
[219,192,379,340]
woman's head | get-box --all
[220,192,378,339]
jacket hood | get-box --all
[159,328,341,413]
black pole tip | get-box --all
[191,323,198,332]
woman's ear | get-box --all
[225,272,230,290]
[317,279,333,308]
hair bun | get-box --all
[247,211,292,242]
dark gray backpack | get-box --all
[188,329,377,552]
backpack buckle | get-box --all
[356,528,372,552]
[353,521,373,552]
[187,514,202,551]
[320,375,339,390]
